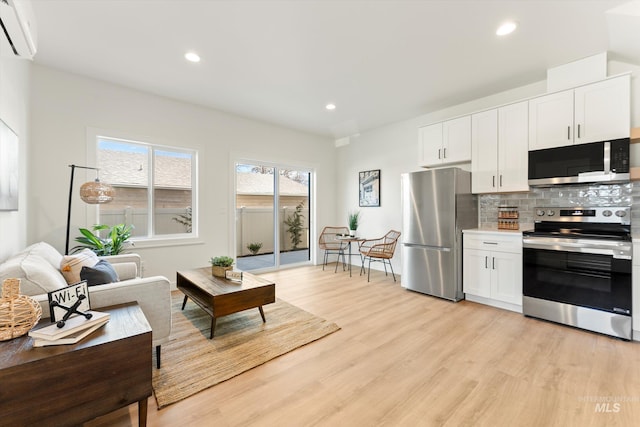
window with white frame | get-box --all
[95,135,197,239]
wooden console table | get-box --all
[0,302,152,427]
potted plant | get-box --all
[72,223,134,255]
[247,242,263,255]
[284,201,305,250]
[348,211,360,236]
[210,256,234,278]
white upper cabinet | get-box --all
[443,116,472,164]
[472,101,528,193]
[529,75,630,151]
[418,122,443,166]
[471,109,498,193]
[419,116,471,167]
[528,90,574,150]
[497,102,529,192]
[574,76,630,144]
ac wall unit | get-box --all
[0,0,37,59]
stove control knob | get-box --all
[536,210,545,216]
[602,210,612,217]
[615,210,627,218]
[546,210,555,216]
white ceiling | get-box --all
[27,0,640,139]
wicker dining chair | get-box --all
[358,230,401,282]
[318,226,349,272]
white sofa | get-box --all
[0,242,172,368]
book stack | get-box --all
[28,311,110,347]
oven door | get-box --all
[522,237,632,315]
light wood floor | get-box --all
[87,265,640,427]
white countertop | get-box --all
[463,225,533,235]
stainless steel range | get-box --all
[522,206,632,340]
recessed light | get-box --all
[325,103,336,110]
[185,52,201,63]
[496,21,517,36]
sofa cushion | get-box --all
[0,253,68,296]
[60,249,99,284]
[110,262,138,281]
[24,242,64,269]
[81,260,119,286]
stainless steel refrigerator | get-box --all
[401,168,477,301]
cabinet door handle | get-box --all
[577,124,581,138]
[492,176,495,187]
[568,126,571,140]
[499,175,503,187]
[438,148,441,159]
[482,242,498,245]
[485,256,488,269]
[492,257,495,270]
[443,148,447,159]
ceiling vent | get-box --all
[0,0,37,59]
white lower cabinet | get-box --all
[463,230,523,312]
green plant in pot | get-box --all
[284,201,305,250]
[210,256,234,278]
[72,223,134,255]
[348,211,360,236]
[247,242,263,255]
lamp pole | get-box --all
[65,164,100,255]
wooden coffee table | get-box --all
[0,302,152,427]
[176,267,275,338]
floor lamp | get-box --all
[65,164,115,255]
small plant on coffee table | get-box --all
[210,256,234,267]
[210,256,234,278]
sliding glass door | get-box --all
[235,162,311,272]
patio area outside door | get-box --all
[235,163,311,272]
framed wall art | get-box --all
[0,118,19,211]
[359,169,380,207]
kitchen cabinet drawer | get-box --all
[463,232,522,253]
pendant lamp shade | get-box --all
[79,179,115,204]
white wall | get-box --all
[28,65,335,280]
[0,47,30,261]
[336,59,640,275]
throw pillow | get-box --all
[80,260,119,286]
[60,249,99,284]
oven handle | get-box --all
[522,238,632,259]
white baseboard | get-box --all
[465,294,523,314]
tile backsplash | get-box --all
[479,182,640,231]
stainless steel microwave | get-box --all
[528,138,630,186]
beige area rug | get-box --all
[152,294,340,408]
